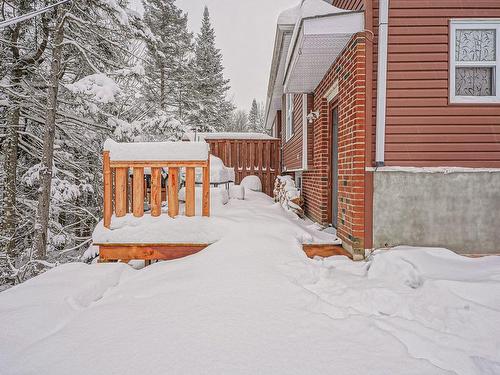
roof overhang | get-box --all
[284,12,364,93]
[264,24,294,132]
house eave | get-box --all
[283,11,365,94]
[264,24,294,132]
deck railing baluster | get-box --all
[185,167,196,217]
[202,156,210,217]
[168,166,179,217]
[115,167,128,217]
[151,167,162,217]
[133,167,145,217]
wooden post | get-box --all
[115,167,128,217]
[202,157,210,217]
[151,167,162,217]
[133,167,144,217]
[103,151,112,228]
[168,167,179,217]
[185,167,196,217]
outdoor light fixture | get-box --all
[306,110,320,124]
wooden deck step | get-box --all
[98,243,210,262]
[302,244,353,260]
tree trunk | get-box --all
[1,74,21,257]
[31,13,66,260]
[160,62,165,110]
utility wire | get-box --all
[0,0,71,29]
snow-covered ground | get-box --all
[1,192,500,375]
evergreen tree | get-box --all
[189,6,234,132]
[248,99,259,131]
[142,0,193,120]
[248,99,266,133]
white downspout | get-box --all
[375,0,390,166]
[302,94,308,170]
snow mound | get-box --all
[229,185,245,200]
[241,175,262,192]
[103,139,209,161]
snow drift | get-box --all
[1,192,499,375]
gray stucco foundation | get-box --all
[373,169,500,254]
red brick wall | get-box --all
[302,33,367,254]
[282,94,304,171]
[332,0,364,11]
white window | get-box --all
[450,20,500,103]
[285,93,293,141]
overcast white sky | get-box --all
[131,0,299,111]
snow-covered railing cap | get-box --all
[103,139,210,162]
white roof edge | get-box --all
[264,0,362,130]
[264,24,294,131]
[283,10,364,92]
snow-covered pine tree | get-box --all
[189,6,234,132]
[248,99,266,133]
[142,0,193,121]
[248,99,259,131]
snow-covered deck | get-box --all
[93,190,344,259]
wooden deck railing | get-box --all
[103,152,210,229]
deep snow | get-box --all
[1,192,499,375]
[103,139,209,161]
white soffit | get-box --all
[272,33,292,109]
[265,29,293,131]
[284,12,364,93]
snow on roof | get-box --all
[278,5,300,25]
[278,0,341,25]
[103,139,209,161]
[184,132,277,142]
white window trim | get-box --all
[285,93,294,142]
[450,19,500,104]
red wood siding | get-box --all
[207,139,280,196]
[273,110,282,140]
[282,94,304,171]
[332,0,365,10]
[370,0,500,167]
